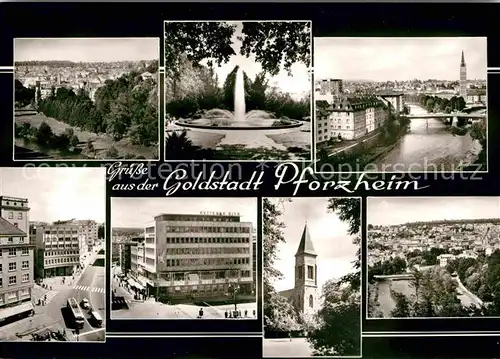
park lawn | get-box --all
[16,114,157,159]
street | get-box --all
[263,338,314,358]
[0,248,106,341]
[111,271,257,320]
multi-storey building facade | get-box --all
[0,198,35,321]
[315,79,344,103]
[33,223,80,278]
[0,196,30,234]
[130,212,254,302]
[119,237,143,276]
[377,91,405,114]
[316,96,388,142]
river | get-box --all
[373,105,482,171]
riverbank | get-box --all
[15,113,158,160]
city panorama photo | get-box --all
[0,167,106,342]
[314,37,487,173]
[111,197,258,320]
[14,38,160,161]
[263,197,361,358]
[164,21,312,161]
[367,197,500,319]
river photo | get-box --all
[373,104,482,172]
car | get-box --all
[80,298,90,309]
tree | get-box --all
[239,21,311,76]
[263,198,292,327]
[327,198,361,285]
[307,198,361,356]
[36,121,53,147]
[391,292,411,317]
[70,135,80,148]
[164,22,236,98]
[308,281,361,356]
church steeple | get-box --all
[461,50,466,66]
[293,221,318,316]
[295,222,317,257]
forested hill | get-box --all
[37,70,158,146]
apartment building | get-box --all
[0,196,35,323]
[316,96,388,142]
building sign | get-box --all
[200,211,240,216]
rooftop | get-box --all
[0,217,27,236]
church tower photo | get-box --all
[278,222,319,318]
[460,50,467,99]
[294,223,318,317]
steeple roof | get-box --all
[295,222,317,256]
[461,50,466,66]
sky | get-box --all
[14,38,159,62]
[314,37,487,81]
[270,197,358,292]
[197,21,311,95]
[0,167,105,223]
[368,197,500,226]
[111,197,257,228]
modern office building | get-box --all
[0,196,35,322]
[33,222,80,278]
[130,212,254,302]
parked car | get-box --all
[80,298,90,309]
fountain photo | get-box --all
[164,21,312,161]
[314,37,487,173]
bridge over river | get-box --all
[373,270,483,318]
[371,104,484,171]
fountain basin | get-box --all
[174,118,304,131]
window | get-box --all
[17,212,23,220]
[307,265,314,280]
[8,248,16,256]
[8,237,13,243]
[22,273,29,283]
[21,248,29,255]
[298,266,303,279]
[8,212,13,219]
[309,294,314,308]
[0,278,2,287]
[8,276,16,285]
[8,262,16,271]
[22,261,29,270]
[19,288,29,297]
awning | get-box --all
[0,302,34,321]
[127,278,144,290]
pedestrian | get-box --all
[44,295,47,302]
[198,308,204,318]
[253,309,256,317]
[224,310,228,318]
[244,309,248,317]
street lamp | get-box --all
[229,284,240,312]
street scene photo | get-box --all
[164,21,312,161]
[111,197,258,319]
[263,197,361,357]
[367,197,500,318]
[0,167,106,342]
[314,37,487,172]
[14,38,159,160]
